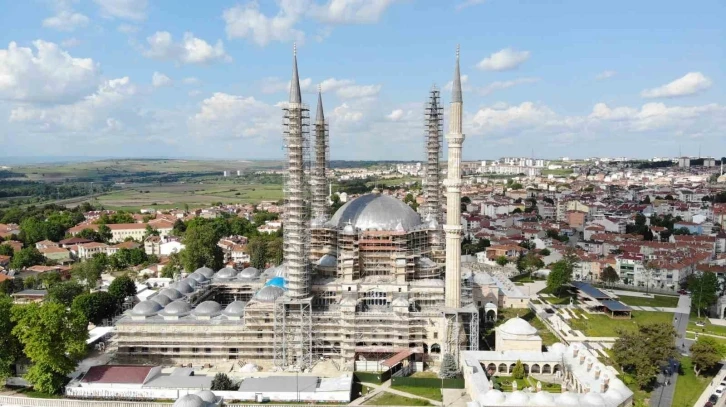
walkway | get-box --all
[650,295,691,407]
[350,381,443,406]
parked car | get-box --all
[714,386,725,397]
[709,394,719,403]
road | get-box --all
[650,295,691,407]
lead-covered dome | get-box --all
[188,272,208,283]
[160,288,184,300]
[131,300,162,316]
[238,267,260,279]
[150,294,172,306]
[194,266,215,278]
[223,300,247,316]
[216,267,238,279]
[328,193,422,231]
[193,301,222,317]
[195,390,219,403]
[499,317,537,336]
[172,281,194,294]
[161,300,192,316]
[172,394,207,407]
[255,285,285,302]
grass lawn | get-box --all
[365,393,432,406]
[617,295,679,308]
[541,168,573,176]
[689,319,726,337]
[568,311,674,337]
[673,357,715,407]
[391,386,443,401]
[410,371,438,378]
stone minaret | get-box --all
[311,86,329,224]
[283,44,311,299]
[444,46,465,308]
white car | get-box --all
[715,386,726,397]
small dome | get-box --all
[556,392,580,407]
[255,285,285,303]
[216,267,238,279]
[549,342,567,354]
[161,300,192,316]
[193,301,222,317]
[160,288,183,300]
[182,278,198,288]
[187,272,208,283]
[195,266,215,278]
[481,390,505,404]
[150,294,172,306]
[238,267,260,279]
[173,394,206,407]
[531,391,554,406]
[342,223,356,234]
[582,392,606,407]
[317,254,337,268]
[499,317,537,336]
[131,300,162,316]
[173,281,194,294]
[223,300,247,316]
[506,391,529,405]
[195,390,218,403]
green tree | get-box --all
[612,322,677,389]
[519,251,544,273]
[439,353,459,379]
[539,248,551,256]
[546,260,572,296]
[108,275,137,304]
[600,266,619,285]
[495,256,509,266]
[11,302,88,394]
[267,237,283,266]
[0,295,21,381]
[72,291,117,325]
[47,281,86,306]
[171,219,187,236]
[248,239,267,269]
[97,224,112,243]
[210,372,237,390]
[689,272,719,318]
[19,217,47,245]
[40,271,62,289]
[70,254,106,288]
[691,336,726,376]
[181,224,223,272]
[160,252,182,278]
[9,247,44,270]
[511,360,526,379]
[144,225,159,239]
[0,244,14,257]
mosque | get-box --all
[115,46,529,372]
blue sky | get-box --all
[0,0,724,161]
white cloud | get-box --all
[479,77,539,95]
[310,0,397,24]
[223,2,305,47]
[143,31,230,65]
[455,0,486,11]
[182,77,200,85]
[61,37,81,48]
[94,0,148,21]
[188,92,279,139]
[332,102,363,122]
[152,72,172,87]
[596,70,616,80]
[117,24,140,34]
[387,109,404,121]
[477,48,530,71]
[641,72,713,98]
[42,10,90,31]
[336,84,381,99]
[259,76,377,99]
[0,40,99,103]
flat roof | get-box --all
[143,374,212,389]
[238,376,319,393]
[82,365,154,384]
[600,299,632,312]
[571,281,610,300]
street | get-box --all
[650,295,691,407]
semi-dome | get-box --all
[505,391,529,405]
[194,266,215,278]
[172,281,194,294]
[216,267,238,279]
[131,300,162,316]
[238,267,260,279]
[223,300,247,316]
[531,391,554,406]
[160,288,183,300]
[499,317,538,336]
[328,193,422,231]
[187,272,208,283]
[193,301,222,317]
[195,390,218,403]
[556,392,581,407]
[161,300,192,316]
[150,294,172,306]
[255,285,285,302]
[172,394,207,407]
[317,254,337,268]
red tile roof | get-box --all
[81,365,155,384]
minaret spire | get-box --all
[289,42,302,104]
[315,84,325,123]
[312,85,329,222]
[452,44,462,103]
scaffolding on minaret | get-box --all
[311,85,330,225]
[423,86,445,262]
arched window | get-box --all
[553,364,562,374]
[509,363,517,373]
[523,364,530,373]
[531,364,541,374]
[431,344,441,354]
[487,363,496,372]
[498,363,507,373]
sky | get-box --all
[0,0,724,162]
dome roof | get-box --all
[182,278,198,288]
[161,300,192,316]
[549,342,567,355]
[173,394,207,407]
[499,317,538,336]
[150,294,172,306]
[187,272,208,283]
[317,254,337,268]
[328,193,422,231]
[531,391,555,406]
[481,390,505,404]
[131,300,162,316]
[160,288,183,300]
[223,300,247,316]
[195,390,218,403]
[193,301,222,317]
[582,392,606,407]
[255,285,285,302]
[265,277,286,289]
[173,281,194,294]
[238,267,260,279]
[216,267,238,279]
[194,266,215,278]
[556,392,580,407]
[506,391,529,405]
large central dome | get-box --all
[328,193,422,231]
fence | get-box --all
[354,370,391,384]
[390,377,465,389]
[0,396,173,407]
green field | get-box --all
[617,295,679,308]
[689,320,726,337]
[568,312,674,337]
[365,392,432,406]
[673,357,715,407]
[391,386,442,401]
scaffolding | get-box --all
[442,307,479,366]
[424,87,444,261]
[311,90,330,224]
[273,297,313,370]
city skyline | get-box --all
[1,0,724,160]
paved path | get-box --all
[650,295,691,407]
[350,381,443,406]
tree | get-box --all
[495,256,509,266]
[0,295,21,381]
[211,372,237,390]
[9,247,44,270]
[546,260,572,296]
[519,251,544,273]
[40,271,62,289]
[97,224,112,243]
[691,336,726,376]
[612,322,677,389]
[171,219,187,236]
[0,244,14,257]
[439,353,459,379]
[181,223,223,272]
[70,254,106,288]
[267,238,283,266]
[47,281,86,307]
[248,239,267,269]
[673,227,691,236]
[144,225,159,239]
[601,266,619,285]
[539,248,551,256]
[689,272,719,318]
[512,208,522,214]
[76,228,103,243]
[72,291,117,325]
[511,360,526,379]
[108,275,137,304]
[11,302,88,394]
